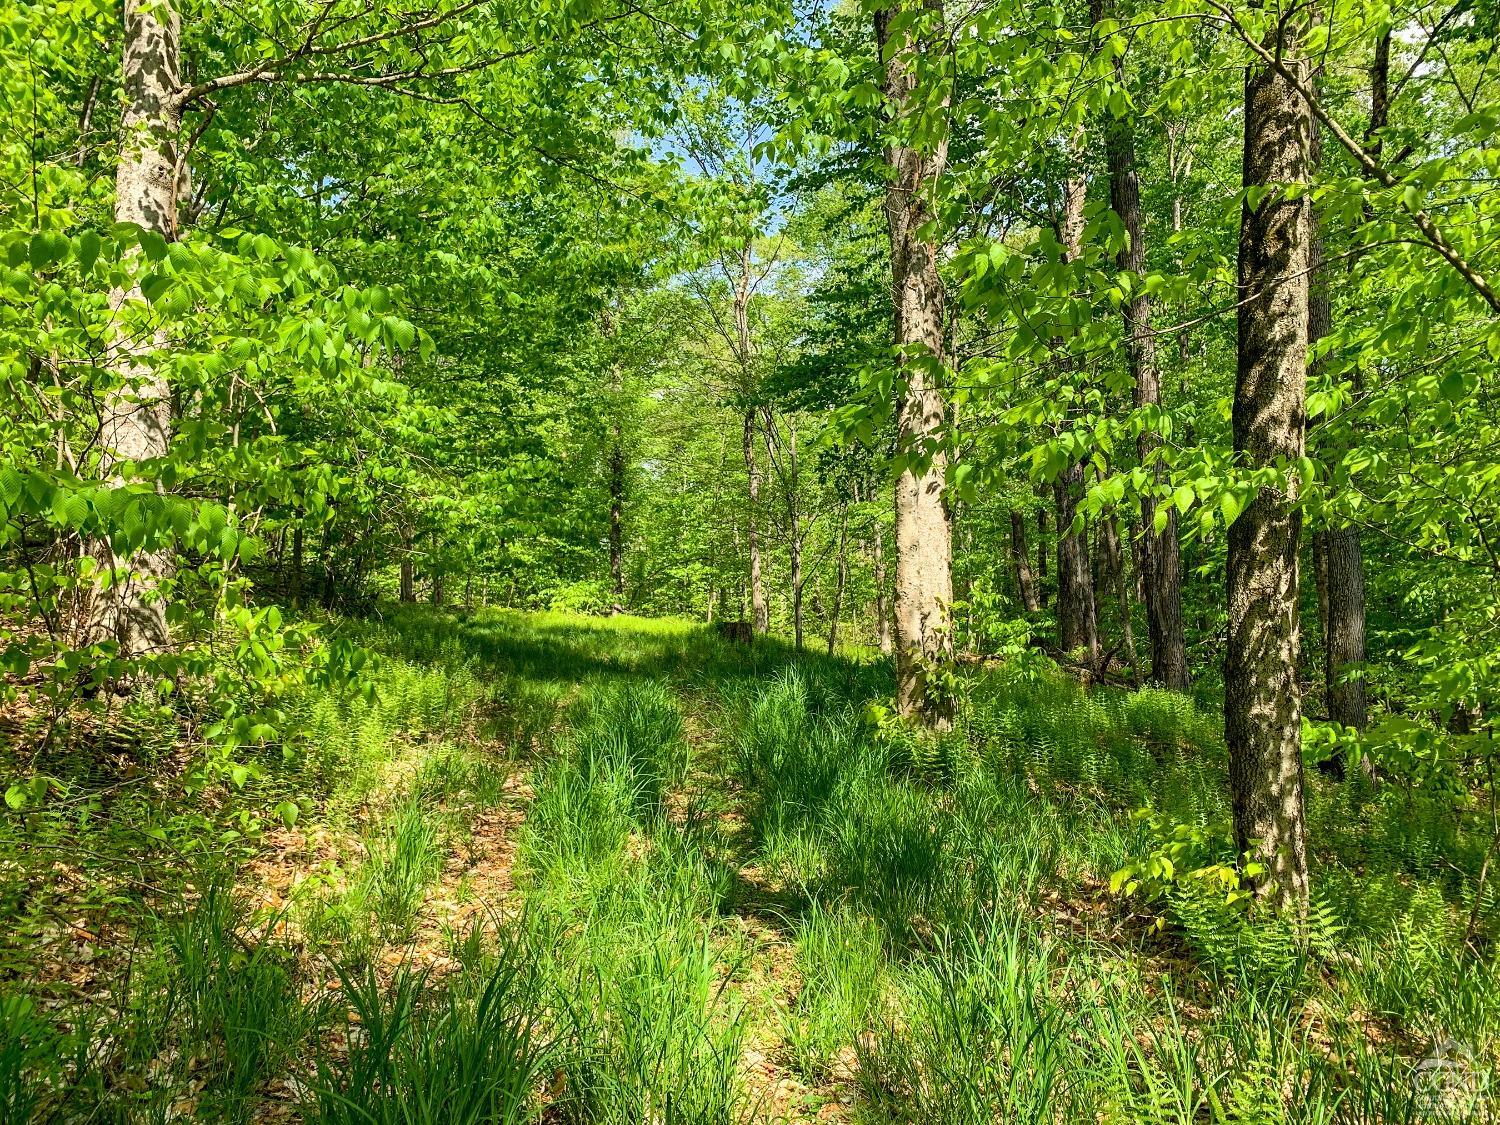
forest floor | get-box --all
[2,606,1498,1123]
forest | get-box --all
[3,0,1500,1118]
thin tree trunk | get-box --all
[319,523,337,610]
[731,239,770,638]
[828,508,849,655]
[431,572,444,608]
[1227,34,1313,913]
[877,0,955,727]
[791,535,804,652]
[1101,514,1138,679]
[608,428,625,614]
[788,422,805,652]
[1036,506,1049,607]
[92,0,183,657]
[1053,167,1101,671]
[399,554,414,603]
[744,408,768,634]
[872,518,892,653]
[1054,466,1099,667]
[291,525,304,608]
[1167,121,1195,372]
[1011,510,1040,613]
[1095,0,1188,688]
[1322,529,1367,729]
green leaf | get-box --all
[77,230,102,273]
[29,231,69,270]
[1220,491,1244,526]
[138,229,169,262]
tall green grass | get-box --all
[312,945,547,1125]
[7,607,1500,1123]
[517,678,750,1123]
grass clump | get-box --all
[312,943,547,1125]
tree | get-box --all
[1225,19,1313,911]
[1052,164,1100,671]
[92,0,183,656]
[1095,0,1188,689]
[874,0,955,727]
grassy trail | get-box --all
[2,607,1496,1122]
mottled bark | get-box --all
[1053,168,1100,670]
[1227,41,1313,912]
[1095,7,1188,688]
[1011,510,1040,613]
[876,0,955,728]
[93,0,183,656]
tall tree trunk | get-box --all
[1011,510,1041,613]
[1053,168,1101,671]
[743,408,768,634]
[732,241,770,638]
[431,572,444,608]
[876,0,955,728]
[1310,31,1380,744]
[1096,3,1188,688]
[608,427,625,614]
[93,0,183,656]
[1227,35,1313,912]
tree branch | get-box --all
[1206,0,1500,314]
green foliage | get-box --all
[312,949,547,1125]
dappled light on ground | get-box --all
[1,608,1496,1121]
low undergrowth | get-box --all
[1,605,1496,1121]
